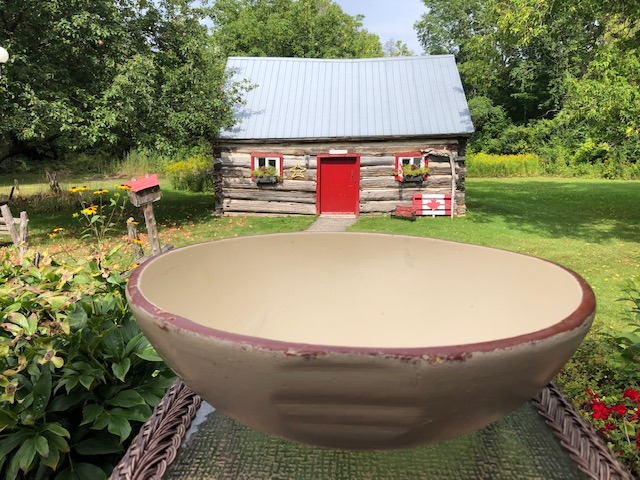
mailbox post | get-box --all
[125,174,162,256]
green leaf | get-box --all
[81,404,104,426]
[34,435,49,458]
[0,432,29,459]
[109,405,152,422]
[67,306,88,330]
[14,436,38,473]
[46,296,69,310]
[124,332,145,356]
[79,375,95,390]
[615,332,640,344]
[46,422,70,438]
[41,444,60,469]
[32,369,52,420]
[141,391,161,407]
[43,430,70,453]
[55,462,107,480]
[107,415,131,443]
[49,391,88,412]
[0,408,18,429]
[135,345,162,362]
[74,434,123,455]
[112,358,131,382]
[106,390,145,408]
[92,414,110,431]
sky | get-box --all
[334,0,427,55]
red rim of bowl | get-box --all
[125,233,596,358]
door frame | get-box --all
[316,153,361,216]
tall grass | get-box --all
[467,152,543,177]
[113,149,172,178]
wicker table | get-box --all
[111,382,635,480]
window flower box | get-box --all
[398,164,429,184]
[252,166,282,185]
[255,175,279,185]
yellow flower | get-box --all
[52,227,65,233]
[117,184,132,190]
[132,238,143,244]
[93,189,109,195]
[80,205,98,215]
[80,186,90,191]
[126,219,139,225]
[72,212,79,218]
[69,186,80,193]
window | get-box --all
[395,152,427,181]
[251,153,284,178]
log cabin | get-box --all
[215,55,474,216]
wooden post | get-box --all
[448,153,456,219]
[0,204,20,245]
[45,170,61,193]
[18,211,28,253]
[141,203,161,256]
[127,217,144,261]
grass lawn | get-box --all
[351,178,640,333]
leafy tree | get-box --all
[416,0,640,174]
[382,39,415,57]
[0,0,246,163]
[210,0,383,58]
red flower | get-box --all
[623,388,640,403]
[592,401,612,420]
[598,423,616,435]
[585,388,599,399]
[612,404,627,416]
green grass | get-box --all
[3,177,314,250]
[350,178,640,332]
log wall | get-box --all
[215,138,467,216]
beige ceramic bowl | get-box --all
[126,233,595,450]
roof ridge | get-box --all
[226,55,454,63]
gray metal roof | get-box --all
[221,55,474,141]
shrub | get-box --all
[582,388,640,477]
[165,154,214,192]
[559,279,640,476]
[466,152,543,177]
[0,247,174,479]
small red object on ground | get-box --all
[391,205,417,221]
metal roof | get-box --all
[221,55,474,141]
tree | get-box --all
[0,0,246,162]
[210,0,383,58]
[383,39,415,57]
[415,0,640,171]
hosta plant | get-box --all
[0,247,174,480]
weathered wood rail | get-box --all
[0,204,29,253]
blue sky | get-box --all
[334,0,427,54]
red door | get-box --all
[317,155,360,215]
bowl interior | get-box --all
[134,233,586,348]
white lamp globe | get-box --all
[0,47,8,64]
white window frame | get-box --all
[251,153,284,178]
